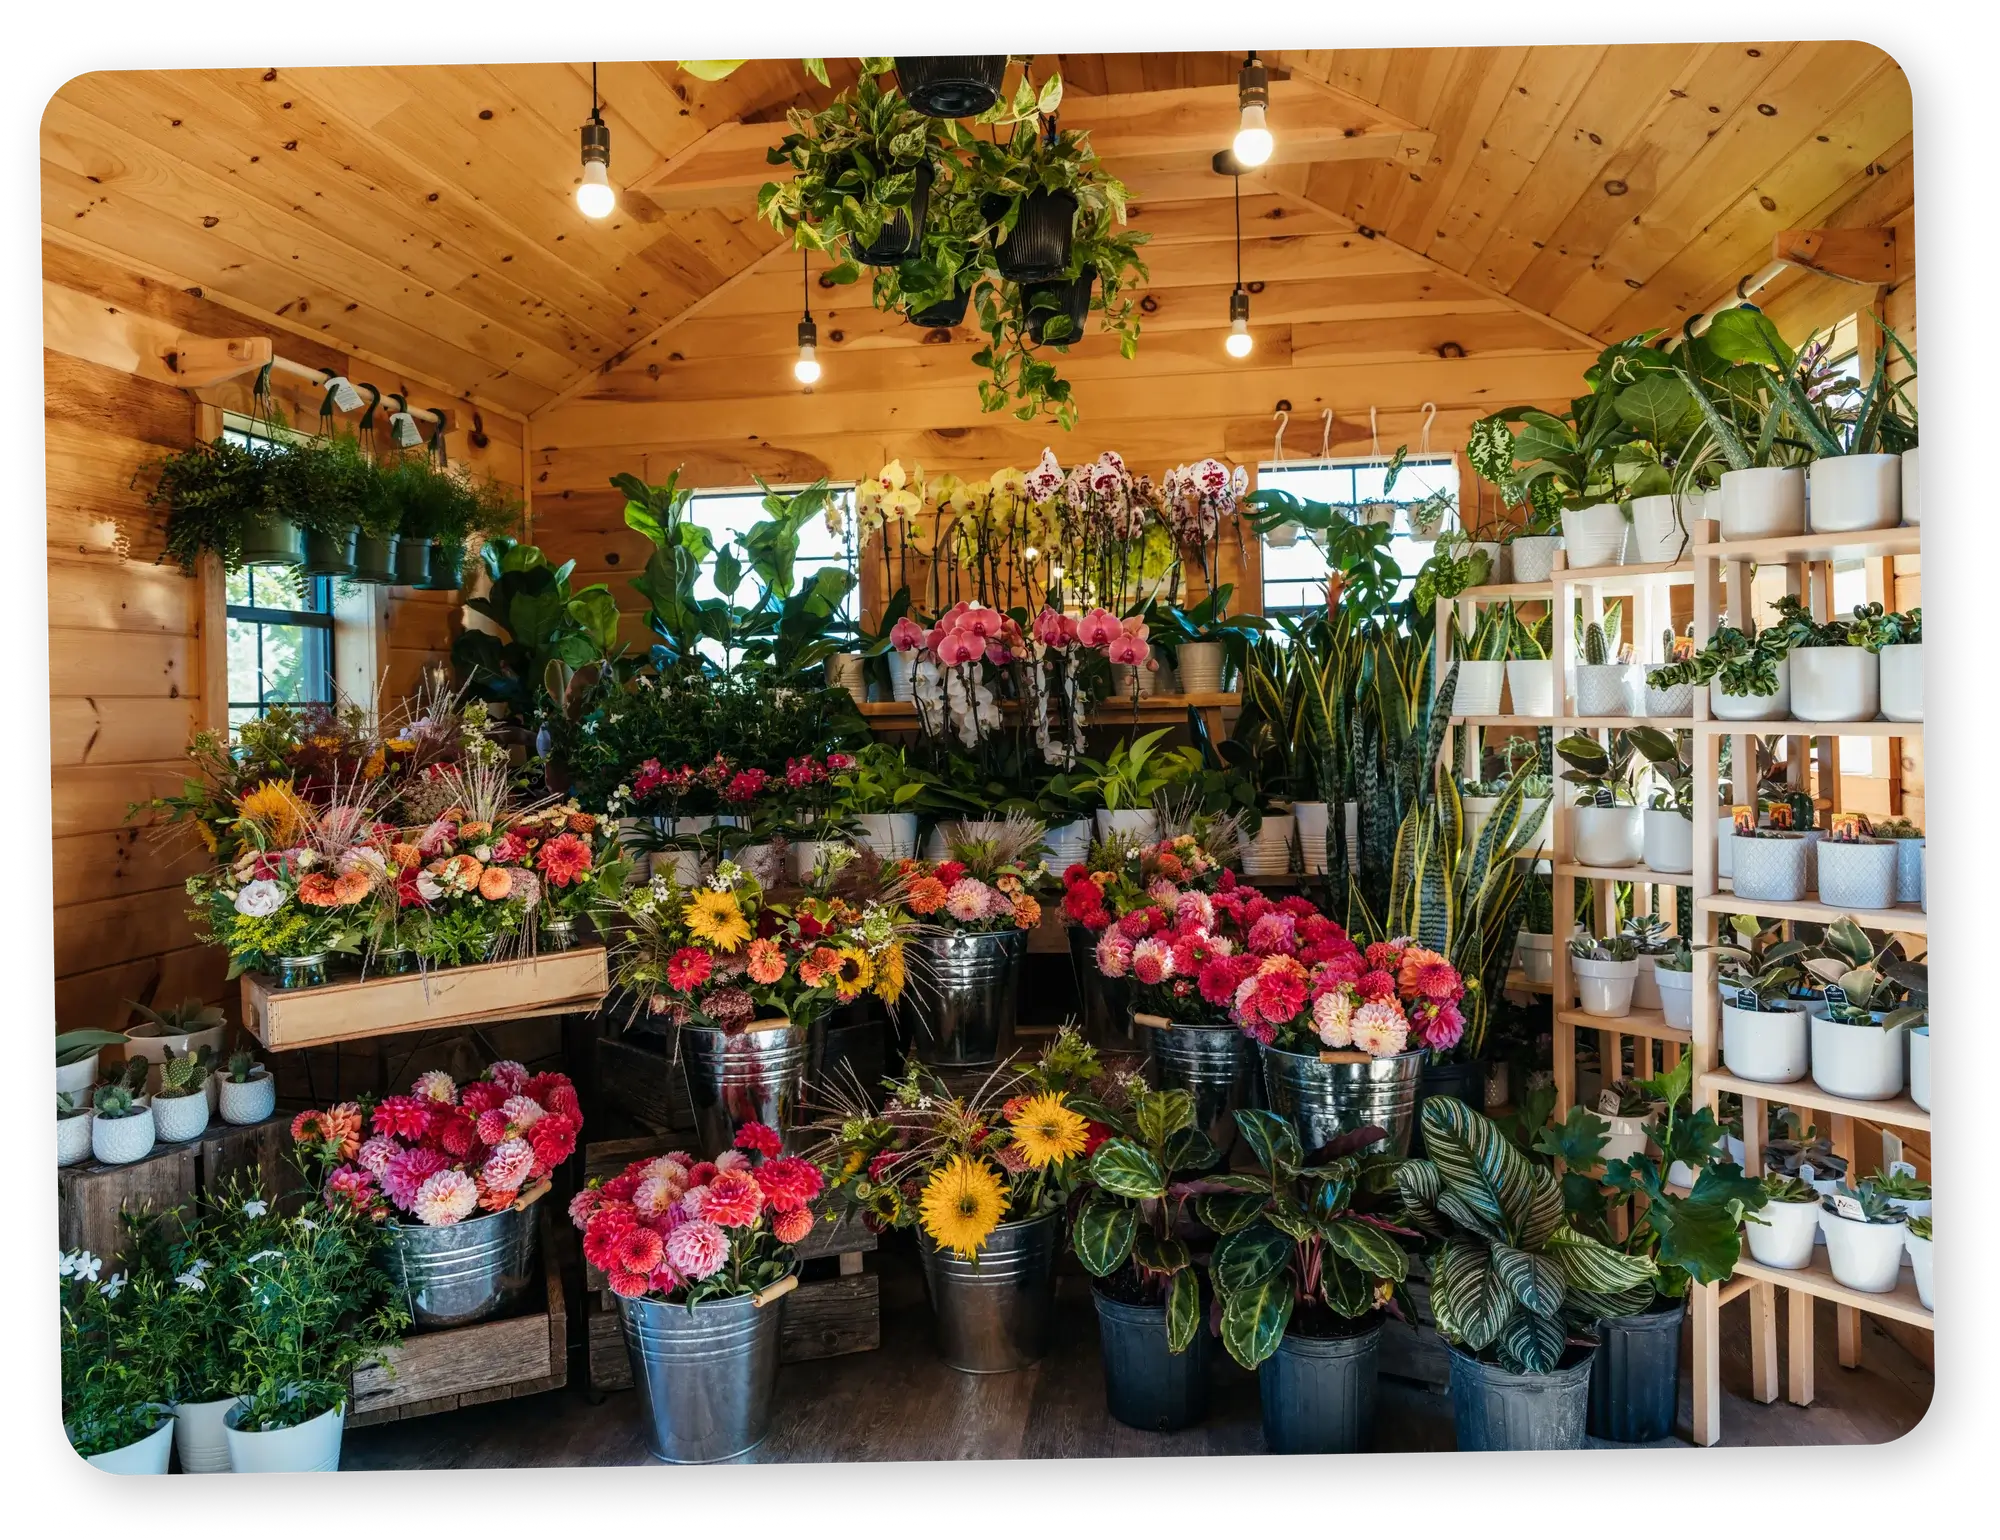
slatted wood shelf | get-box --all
[1732,1253,1932,1331]
[1557,862,1697,885]
[1559,558,1697,587]
[1559,715,1696,730]
[857,692,1238,728]
[1696,892,1926,932]
[1448,715,1552,729]
[1454,581,1555,601]
[1695,718,1922,736]
[1556,1005,1690,1045]
[1502,969,1552,996]
[1695,527,1921,564]
[1700,1069,1930,1133]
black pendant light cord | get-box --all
[802,249,811,322]
[1234,172,1243,292]
[592,61,601,123]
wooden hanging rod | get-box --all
[163,333,460,431]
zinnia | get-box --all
[666,946,714,992]
[745,938,786,985]
[772,1208,813,1245]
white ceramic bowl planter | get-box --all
[1808,453,1903,533]
[1574,662,1642,717]
[1095,809,1159,844]
[1655,965,1694,1030]
[1519,933,1555,986]
[1815,839,1899,910]
[56,1052,99,1102]
[1719,466,1806,540]
[1819,1207,1909,1293]
[1642,808,1695,873]
[1744,1197,1822,1270]
[1293,802,1331,874]
[1710,658,1791,720]
[1901,446,1919,526]
[152,1089,210,1143]
[1453,660,1506,716]
[1721,1000,1812,1083]
[1504,659,1556,717]
[1508,535,1564,583]
[1040,818,1092,872]
[1809,1011,1908,1101]
[91,1104,156,1165]
[1572,805,1643,868]
[1731,834,1811,902]
[1644,678,1693,717]
[57,1108,94,1166]
[1572,955,1641,1017]
[1627,495,1687,564]
[1789,645,1879,722]
[223,1400,346,1473]
[1907,1228,1933,1310]
[1879,643,1922,721]
[1470,541,1508,582]
[1561,504,1629,568]
[1240,814,1295,877]
[1909,1027,1930,1111]
[1176,641,1225,694]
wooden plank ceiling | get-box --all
[42,45,1911,426]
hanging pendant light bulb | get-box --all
[794,251,822,386]
[1233,52,1273,168]
[1225,172,1253,359]
[576,63,616,219]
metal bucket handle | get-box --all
[1135,1013,1171,1029]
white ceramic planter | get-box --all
[125,1022,227,1110]
[1642,808,1695,873]
[152,1091,210,1143]
[1819,1209,1909,1293]
[1644,679,1693,717]
[174,1395,240,1474]
[1907,1230,1932,1310]
[1721,1001,1812,1083]
[1710,657,1791,720]
[1265,521,1301,548]
[1574,662,1642,717]
[921,824,949,862]
[1628,495,1687,564]
[1343,801,1361,875]
[1731,834,1810,901]
[1745,1198,1822,1270]
[84,1413,174,1474]
[1040,818,1092,872]
[1504,659,1556,717]
[1815,840,1899,910]
[1519,933,1555,987]
[1599,1111,1656,1165]
[1719,466,1806,540]
[1293,801,1330,874]
[789,838,853,881]
[1900,446,1919,527]
[886,651,917,702]
[1452,660,1505,717]
[851,812,920,863]
[57,1052,99,1101]
[1879,643,1922,722]
[1572,805,1643,868]
[1572,955,1640,1017]
[1109,661,1159,698]
[1809,1013,1907,1101]
[1241,813,1296,877]
[1909,1027,1929,1111]
[1095,809,1160,844]
[1561,503,1629,569]
[1462,796,1501,855]
[1508,535,1563,583]
[1655,967,1694,1030]
[1470,541,1508,583]
[1715,816,1733,879]
[828,651,867,705]
[91,1107,156,1165]
[1808,453,1902,533]
[57,1110,94,1166]
[1790,645,1879,722]
[1632,959,1663,1009]
[223,1400,345,1473]
[1176,641,1225,694]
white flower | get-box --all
[297,1217,317,1232]
[176,1271,208,1292]
[475,845,493,862]
[100,1272,126,1299]
[71,1251,102,1283]
[244,1249,283,1266]
[416,871,445,902]
[242,1198,269,1218]
[234,879,284,918]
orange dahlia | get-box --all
[1011,894,1043,929]
[568,812,598,835]
[906,876,948,915]
[478,866,514,901]
[298,872,344,907]
[390,842,423,870]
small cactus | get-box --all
[227,1049,260,1084]
[94,1083,139,1118]
[116,1057,150,1095]
[158,1045,210,1098]
[1584,621,1608,665]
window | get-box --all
[684,485,859,653]
[1255,456,1459,616]
[1830,559,1874,776]
[226,567,335,728]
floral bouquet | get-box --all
[493,800,629,934]
[1089,883,1325,1028]
[1234,931,1467,1061]
[1060,826,1239,936]
[293,1060,582,1226]
[570,1122,827,1302]
[892,815,1045,935]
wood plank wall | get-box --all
[42,237,524,1033]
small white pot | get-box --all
[1719,466,1806,540]
[1710,657,1791,720]
[1519,933,1555,986]
[1628,494,1687,564]
[1109,661,1159,698]
[1642,808,1695,873]
[57,1052,99,1101]
[57,1109,94,1166]
[1644,679,1693,717]
[1809,1013,1907,1101]
[91,1106,156,1165]
[1790,645,1879,722]
[1815,840,1899,910]
[1508,535,1564,583]
[1731,834,1810,902]
[1042,818,1093,872]
[790,838,854,881]
[1470,541,1508,583]
[1907,1230,1932,1310]
[1908,1027,1930,1111]
[152,1090,210,1144]
[1721,1001,1812,1083]
[1293,801,1331,874]
[1745,1198,1822,1270]
[1176,640,1225,694]
[174,1395,241,1474]
[1632,958,1663,1009]
[84,1413,174,1474]
[1266,520,1301,548]
[1095,809,1160,844]
[1655,966,1694,1030]
[1452,660,1506,717]
[1561,503,1630,569]
[1599,1111,1656,1165]
[1572,955,1640,1017]
[1900,446,1919,527]
[1462,795,1501,854]
[886,651,918,702]
[223,1400,345,1473]
[1343,801,1361,875]
[1879,643,1922,722]
[1572,805,1643,868]
[847,812,914,863]
[828,651,868,706]
[1819,1209,1909,1293]
[1575,662,1642,717]
[1241,814,1295,877]
[1504,659,1556,717]
[1808,453,1903,533]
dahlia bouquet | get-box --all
[1234,933,1468,1061]
[495,800,630,928]
[1060,825,1240,936]
[570,1122,827,1303]
[292,1060,583,1227]
[892,816,1046,935]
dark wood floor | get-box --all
[342,1249,1931,1467]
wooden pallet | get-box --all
[57,1112,292,1267]
[350,1205,568,1427]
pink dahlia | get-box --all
[713,1149,752,1175]
[607,1267,653,1299]
[356,1136,401,1178]
[1095,932,1134,979]
[1246,912,1297,956]
[382,1145,450,1210]
[411,1069,457,1104]
[528,1112,578,1174]
[1147,878,1181,906]
[665,1218,730,1279]
[735,1121,783,1158]
[945,878,992,924]
[412,1168,480,1226]
[701,1169,765,1229]
[1311,990,1355,1048]
[460,1081,508,1116]
[501,1094,547,1129]
[1416,962,1464,1002]
[483,1137,535,1192]
[758,1156,825,1214]
[568,1187,603,1229]
[1117,908,1160,940]
[1357,969,1396,1004]
[371,1095,431,1141]
[1131,937,1173,987]
[1175,891,1215,930]
[633,1164,689,1219]
[612,1224,665,1277]
[582,1203,638,1271]
[1251,965,1308,1026]
[1350,1000,1411,1058]
[324,1165,378,1215]
[487,1060,531,1093]
[476,1108,513,1146]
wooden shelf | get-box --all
[858,692,1239,727]
[1559,715,1695,731]
[1456,581,1553,601]
[1695,718,1921,737]
[1555,558,1697,587]
[1695,527,1920,565]
[1699,1069,1931,1133]
[1503,969,1552,996]
[1696,892,1926,932]
[1449,715,1552,729]
[1557,1005,1690,1044]
[1732,1253,1932,1331]
[1558,862,1697,886]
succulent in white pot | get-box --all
[1801,917,1913,1100]
[1643,628,1698,716]
[1572,621,1642,717]
[1718,465,1806,540]
[1560,502,1629,569]
[1817,1182,1910,1293]
[1619,915,1677,1009]
[1744,1173,1822,1269]
[124,998,228,1113]
[1814,827,1899,910]
[56,1029,127,1102]
[1905,1213,1932,1310]
[1731,829,1811,903]
[150,1045,214,1142]
[89,1063,157,1165]
[1569,933,1641,1018]
[219,1050,278,1125]
[1774,594,1882,721]
[1715,926,1814,1083]
[1706,631,1792,720]
[1592,1079,1662,1162]
[1652,941,1695,1030]
[57,1092,95,1166]
[1870,1166,1931,1221]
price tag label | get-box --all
[1828,1191,1867,1222]
[1890,1160,1917,1182]
[1731,805,1757,835]
[1767,802,1794,831]
[1823,983,1850,1010]
[1734,986,1761,1011]
[1596,1089,1622,1116]
[1593,787,1615,809]
[1830,811,1871,843]
[1799,1161,1819,1185]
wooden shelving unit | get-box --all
[858,691,1239,731]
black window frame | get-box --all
[221,419,337,721]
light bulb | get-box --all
[794,343,821,386]
[1233,103,1273,168]
[576,159,616,219]
[1226,318,1254,358]
[1024,546,1040,564]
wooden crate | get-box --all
[57,1113,293,1268]
[349,1205,568,1427]
[241,947,610,1050]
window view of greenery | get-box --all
[684,486,858,664]
[226,566,334,729]
[1258,458,1458,614]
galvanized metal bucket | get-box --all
[681,1020,809,1158]
[903,929,1025,1068]
[917,1211,1060,1373]
[1143,1018,1256,1164]
[619,1283,788,1463]
[1069,926,1140,1054]
[1260,1045,1426,1160]
[1258,1320,1380,1453]
[381,1202,537,1330]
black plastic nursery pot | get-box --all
[907,282,973,331]
[1587,1295,1685,1443]
[988,188,1079,282]
[1066,925,1136,1053]
[240,514,306,567]
[1092,1286,1212,1432]
[1413,1057,1488,1158]
[1447,1342,1597,1451]
[302,528,359,577]
[351,533,399,584]
[420,541,466,590]
[849,161,933,266]
[1024,271,1094,346]
[1258,1314,1381,1454]
[807,996,889,1104]
[392,536,432,587]
[895,56,1009,118]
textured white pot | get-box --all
[1109,661,1159,698]
[125,1023,226,1104]
[1716,816,1734,879]
[1819,1210,1908,1293]
[1710,657,1791,720]
[1901,446,1919,527]
[1293,801,1330,874]
[1628,495,1687,564]
[1470,541,1508,582]
[1731,834,1810,901]
[1745,1198,1822,1270]
[854,812,920,863]
[84,1413,174,1474]
[1722,1001,1812,1083]
[1240,813,1295,877]
[1909,1027,1930,1111]
[1572,955,1640,1017]
[1042,818,1093,872]
[1572,805,1643,868]
[1808,452,1903,532]
[174,1395,240,1474]
[1790,645,1879,722]
[1574,662,1642,717]
[91,1107,156,1165]
[1643,808,1695,874]
[1452,660,1505,717]
[886,651,917,702]
[223,1400,345,1473]
[1816,840,1898,910]
[1095,809,1160,844]
[1644,678,1694,717]
[1719,466,1806,540]
[1561,503,1629,569]
[1504,659,1556,717]
[1519,933,1555,986]
[1879,643,1922,722]
[1655,967,1694,1030]
[1907,1231,1932,1310]
[1175,641,1225,694]
[1508,535,1564,583]
[737,843,784,886]
[152,1090,210,1143]
[218,1067,276,1126]
[57,1110,94,1166]
[1809,1014,1907,1100]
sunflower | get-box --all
[684,888,751,951]
[875,941,906,1006]
[831,945,874,1001]
[236,779,310,847]
[918,1154,1008,1259]
[1007,1092,1090,1169]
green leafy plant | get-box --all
[1568,933,1638,963]
[1758,1171,1817,1205]
[1555,731,1640,806]
[1803,916,1910,1024]
[1906,1211,1931,1242]
[148,435,273,573]
[1869,1167,1929,1203]
[1822,1179,1903,1227]
[57,1029,128,1069]
[1708,920,1812,1010]
[60,1244,176,1459]
[452,539,621,713]
[1074,728,1179,811]
[225,1049,262,1084]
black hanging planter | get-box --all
[895,57,1009,118]
[1024,270,1094,347]
[989,188,1078,282]
[849,162,934,266]
[907,281,972,330]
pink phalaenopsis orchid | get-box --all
[889,616,927,653]
[1077,608,1121,650]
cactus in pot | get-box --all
[90,1060,157,1165]
[219,1047,278,1125]
[151,1046,213,1142]
[57,1090,94,1167]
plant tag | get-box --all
[1767,802,1794,831]
[1829,1191,1867,1222]
[1734,987,1761,1011]
[1822,983,1850,1009]
[1593,787,1615,809]
[1799,1161,1819,1185]
[1830,810,1873,843]
[1596,1089,1622,1116]
[1890,1160,1917,1182]
[1731,804,1757,835]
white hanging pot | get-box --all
[1519,932,1555,986]
[1644,678,1693,717]
[1879,643,1922,722]
[1642,808,1695,873]
[1819,1209,1909,1293]
[1560,503,1629,569]
[1808,1012,1907,1101]
[1627,495,1687,564]
[91,1106,156,1165]
[1744,1197,1822,1270]
[1731,833,1810,902]
[1710,657,1791,719]
[1906,1229,1932,1310]
[1292,801,1330,874]
[1265,520,1301,548]
[1808,453,1903,533]
[1900,446,1919,527]
[1789,645,1879,722]
[1655,967,1694,1030]
[1175,640,1225,694]
[152,1090,210,1143]
[1095,809,1160,844]
[1574,662,1642,718]
[1719,466,1806,540]
[1507,535,1564,583]
[1721,1000,1812,1083]
[1470,541,1508,583]
[1572,955,1640,1017]
[174,1395,242,1474]
[1504,659,1556,717]
[1452,660,1506,717]
[223,1399,346,1473]
[1908,1026,1929,1112]
[1571,805,1643,868]
[57,1108,94,1166]
[854,812,920,862]
[1815,840,1898,910]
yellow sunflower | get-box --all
[875,941,906,1006]
[236,779,310,847]
[919,1154,1008,1259]
[831,945,874,1001]
[1007,1092,1090,1169]
[683,888,751,951]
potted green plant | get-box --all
[1815,813,1900,912]
[1879,606,1922,722]
[1710,919,1814,1083]
[1768,595,1882,722]
[1791,317,1916,534]
[1574,619,1641,717]
[895,56,1011,117]
[219,1048,277,1126]
[1666,306,1814,539]
[124,997,227,1112]
[277,433,361,578]
[1569,933,1641,1018]
[1076,728,1177,842]
[57,1090,94,1167]
[1888,956,1929,1110]
[150,1046,213,1143]
[90,1060,156,1165]
[340,435,401,584]
[1905,1212,1932,1310]
[1816,1179,1909,1293]
[1503,602,1556,717]
[149,433,300,571]
[60,1248,176,1471]
[1732,820,1812,903]
[1448,604,1510,716]
[1802,917,1911,1100]
[56,1028,127,1101]
[1555,731,1643,868]
[1627,724,1694,874]
[1745,1172,1822,1268]
[1518,865,1557,985]
[829,742,932,862]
